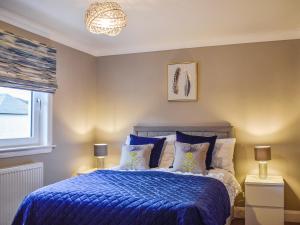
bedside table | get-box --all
[245,175,284,225]
[77,168,98,175]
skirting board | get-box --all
[234,207,300,223]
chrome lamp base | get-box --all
[95,157,105,169]
[259,161,268,179]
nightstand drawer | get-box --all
[245,206,283,225]
[245,184,284,207]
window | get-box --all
[0,87,32,139]
[0,87,52,154]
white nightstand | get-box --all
[77,168,98,175]
[245,175,284,225]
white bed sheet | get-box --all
[155,168,241,206]
[110,166,241,207]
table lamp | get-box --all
[94,144,108,169]
[254,146,271,179]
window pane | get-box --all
[0,87,32,139]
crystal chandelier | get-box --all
[85,1,127,36]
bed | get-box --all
[12,123,241,225]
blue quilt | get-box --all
[12,170,230,225]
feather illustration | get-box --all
[172,67,180,94]
[184,71,191,97]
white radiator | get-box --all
[0,162,43,225]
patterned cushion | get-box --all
[119,144,153,170]
[176,131,217,169]
[172,141,209,174]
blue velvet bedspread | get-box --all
[12,170,230,225]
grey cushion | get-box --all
[172,142,209,174]
[119,144,153,170]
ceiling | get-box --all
[1,0,300,56]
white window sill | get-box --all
[0,145,56,158]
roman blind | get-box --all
[0,29,57,93]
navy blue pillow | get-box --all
[176,131,217,169]
[129,134,166,168]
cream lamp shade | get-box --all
[254,145,271,179]
[94,144,108,158]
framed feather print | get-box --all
[167,62,197,101]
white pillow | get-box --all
[211,138,236,173]
[172,141,209,174]
[155,135,176,168]
[159,144,174,168]
[119,144,153,170]
[155,134,176,144]
[125,135,130,145]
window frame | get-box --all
[0,89,54,158]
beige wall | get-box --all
[96,40,300,210]
[0,21,97,185]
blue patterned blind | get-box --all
[0,29,57,93]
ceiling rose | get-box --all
[85,1,127,36]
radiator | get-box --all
[0,162,43,225]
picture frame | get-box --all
[167,62,198,101]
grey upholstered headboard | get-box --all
[133,122,233,138]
